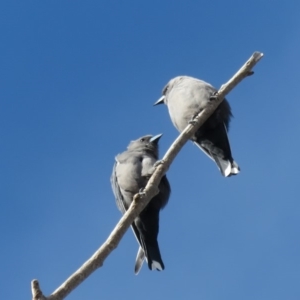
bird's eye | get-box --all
[162,86,168,95]
[140,138,145,142]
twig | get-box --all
[31,280,46,300]
[31,51,263,300]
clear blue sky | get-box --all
[1,1,300,299]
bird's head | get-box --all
[127,134,163,157]
[154,76,185,106]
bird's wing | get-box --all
[111,160,127,214]
[193,122,233,176]
[111,158,146,271]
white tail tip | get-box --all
[151,261,163,271]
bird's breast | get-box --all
[141,156,156,177]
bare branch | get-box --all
[31,51,263,300]
[31,280,46,300]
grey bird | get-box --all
[154,76,240,177]
[111,134,171,274]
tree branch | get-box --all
[31,51,263,300]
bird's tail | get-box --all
[134,247,145,275]
[133,207,165,273]
[194,122,240,177]
[230,160,240,176]
[134,242,164,274]
[144,242,165,271]
[132,228,165,273]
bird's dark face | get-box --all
[127,134,162,155]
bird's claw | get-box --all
[209,92,219,101]
[138,188,146,197]
[188,109,202,126]
[154,160,164,168]
[188,119,197,125]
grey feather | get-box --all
[111,134,171,273]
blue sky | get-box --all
[1,1,300,299]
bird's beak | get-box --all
[149,133,163,144]
[153,95,165,106]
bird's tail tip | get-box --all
[224,160,240,177]
[134,247,165,274]
[148,248,165,271]
[150,260,164,271]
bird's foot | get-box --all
[188,119,197,125]
[209,92,219,101]
[138,188,146,197]
[153,160,165,168]
[188,111,202,125]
